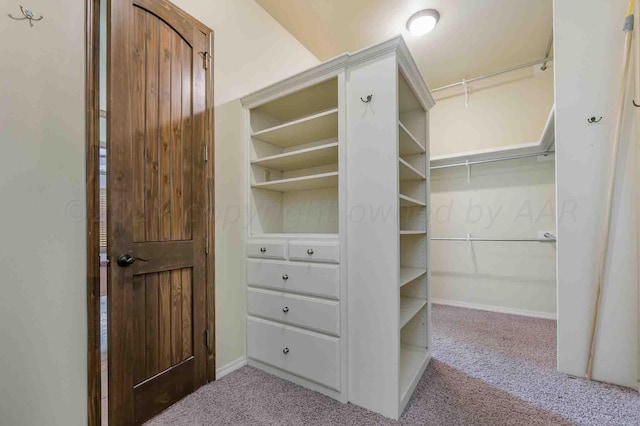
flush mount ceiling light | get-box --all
[406,9,440,36]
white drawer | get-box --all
[288,241,339,264]
[247,240,287,260]
[247,317,340,391]
[247,259,340,300]
[248,288,340,336]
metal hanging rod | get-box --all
[430,150,555,170]
[432,56,555,93]
[432,236,557,243]
[540,33,554,71]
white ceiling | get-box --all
[254,0,553,89]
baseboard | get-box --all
[432,299,557,320]
[216,356,247,379]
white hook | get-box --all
[462,79,469,108]
[466,160,471,183]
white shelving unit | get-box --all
[242,36,433,420]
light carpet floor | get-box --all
[147,305,640,425]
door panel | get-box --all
[109,0,212,424]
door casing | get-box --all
[85,1,215,424]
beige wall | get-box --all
[0,0,317,424]
[429,64,557,317]
[430,65,554,156]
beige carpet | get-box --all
[147,305,640,425]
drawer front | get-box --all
[247,259,340,299]
[247,240,287,260]
[248,288,340,336]
[247,317,340,390]
[288,241,339,264]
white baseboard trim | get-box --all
[216,356,247,379]
[432,299,557,320]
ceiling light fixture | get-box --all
[406,9,440,36]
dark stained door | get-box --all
[108,0,213,424]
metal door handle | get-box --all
[116,254,149,268]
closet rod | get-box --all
[432,57,555,92]
[430,150,555,170]
[432,237,556,243]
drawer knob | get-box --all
[260,247,267,253]
[283,347,290,354]
[283,306,289,313]
[282,274,289,280]
[307,249,314,255]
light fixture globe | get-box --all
[406,9,440,36]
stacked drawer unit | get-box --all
[246,238,343,397]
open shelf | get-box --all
[399,71,424,114]
[400,230,426,235]
[400,268,427,288]
[252,108,339,148]
[252,142,338,172]
[399,122,425,156]
[252,172,338,192]
[400,297,427,328]
[400,344,430,402]
[399,158,426,181]
[399,194,426,208]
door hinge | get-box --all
[204,144,209,162]
[199,51,211,70]
[205,329,211,348]
[205,237,209,255]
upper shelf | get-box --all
[430,105,555,169]
[252,172,338,192]
[252,108,339,148]
[252,142,338,172]
[399,122,425,156]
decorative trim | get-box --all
[241,35,434,111]
[216,357,247,379]
[432,299,557,320]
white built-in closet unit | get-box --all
[241,36,434,420]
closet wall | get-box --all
[429,65,557,318]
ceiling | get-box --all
[254,0,553,89]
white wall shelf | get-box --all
[252,142,339,171]
[252,108,339,147]
[399,158,426,181]
[399,122,425,156]
[400,230,427,235]
[252,172,338,192]
[400,268,427,288]
[400,297,427,328]
[399,194,426,208]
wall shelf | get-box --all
[399,122,425,156]
[252,108,339,147]
[399,194,426,208]
[252,172,338,192]
[400,268,427,288]
[399,158,426,181]
[252,142,339,171]
[400,297,427,328]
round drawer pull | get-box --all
[260,247,267,253]
[307,248,314,255]
[283,306,289,313]
[283,347,290,354]
[282,274,289,280]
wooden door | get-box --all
[108,0,213,424]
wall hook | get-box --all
[8,5,42,27]
[633,100,640,108]
[587,116,602,123]
[360,94,373,103]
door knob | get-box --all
[117,254,148,268]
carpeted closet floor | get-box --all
[147,305,640,425]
